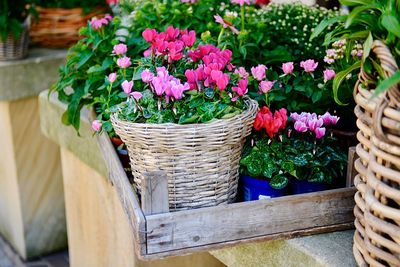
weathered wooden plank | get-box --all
[142,172,169,216]
[141,222,354,260]
[146,187,356,255]
[346,146,358,187]
[95,127,147,257]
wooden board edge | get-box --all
[138,222,354,261]
[90,110,147,256]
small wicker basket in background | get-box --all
[0,22,29,61]
[30,7,104,48]
[112,99,258,211]
[353,40,400,266]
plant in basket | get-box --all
[240,106,347,200]
[30,0,110,48]
[0,0,33,60]
[94,26,258,211]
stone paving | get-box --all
[0,235,68,267]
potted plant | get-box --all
[0,0,32,60]
[240,107,290,200]
[29,0,109,48]
[240,106,347,200]
[90,26,258,211]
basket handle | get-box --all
[365,40,400,144]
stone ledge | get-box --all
[0,48,67,101]
[210,230,356,267]
[39,90,107,177]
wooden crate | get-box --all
[96,132,357,260]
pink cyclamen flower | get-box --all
[323,69,336,81]
[282,62,294,75]
[141,69,154,83]
[122,80,134,94]
[251,64,267,81]
[142,28,158,43]
[90,19,104,30]
[108,73,117,83]
[117,57,131,69]
[294,121,308,133]
[330,115,339,125]
[232,79,248,96]
[234,67,249,79]
[315,127,326,139]
[131,91,142,101]
[259,80,275,93]
[112,44,128,55]
[300,59,318,73]
[214,15,240,34]
[231,0,251,6]
[181,30,196,47]
[91,120,102,132]
[307,118,324,132]
[104,14,113,21]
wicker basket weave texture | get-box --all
[30,7,104,48]
[112,99,258,211]
[353,40,400,267]
[0,27,29,61]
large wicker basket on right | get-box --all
[353,40,400,266]
[112,98,258,211]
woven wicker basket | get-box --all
[353,40,400,266]
[0,24,29,61]
[111,99,258,211]
[30,7,104,48]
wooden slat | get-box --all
[141,172,169,216]
[94,121,147,257]
[346,146,358,187]
[145,187,356,255]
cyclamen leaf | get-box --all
[270,175,289,190]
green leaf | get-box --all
[310,15,346,41]
[345,5,374,28]
[332,61,361,105]
[270,175,289,190]
[373,71,400,97]
[76,51,92,69]
[204,88,215,99]
[381,13,400,38]
[363,32,373,62]
[339,0,372,6]
[312,91,323,103]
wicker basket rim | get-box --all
[111,98,258,129]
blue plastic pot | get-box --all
[241,175,286,201]
[292,179,327,194]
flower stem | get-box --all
[217,28,225,47]
[241,5,245,32]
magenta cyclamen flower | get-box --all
[142,28,158,43]
[108,73,117,83]
[122,80,134,94]
[234,67,249,79]
[141,69,154,83]
[259,80,275,93]
[300,59,318,73]
[91,120,102,132]
[323,69,336,81]
[307,118,324,132]
[231,0,251,6]
[112,44,128,55]
[294,121,307,133]
[282,62,294,75]
[117,57,131,69]
[319,112,340,126]
[232,79,248,97]
[315,127,326,139]
[251,64,267,81]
